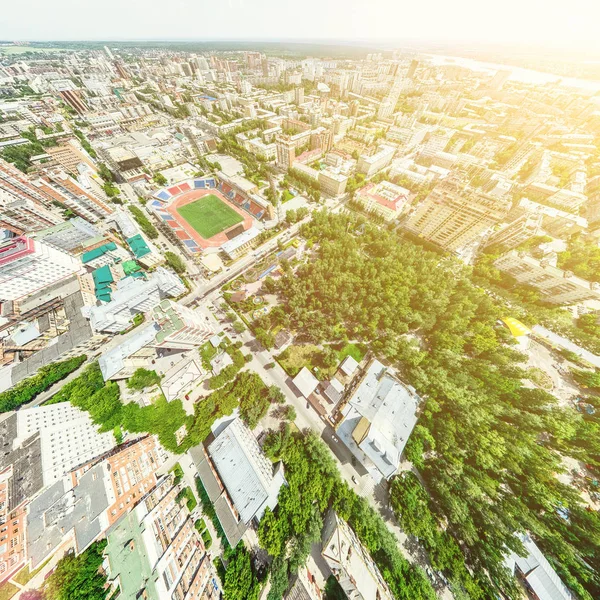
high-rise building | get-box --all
[485,212,543,251]
[58,89,88,115]
[377,100,394,119]
[489,69,511,91]
[356,145,395,178]
[0,237,81,306]
[15,403,116,486]
[276,137,296,169]
[25,436,166,573]
[294,87,304,105]
[104,475,219,600]
[404,177,511,253]
[0,414,42,582]
[0,159,63,234]
[321,511,394,600]
[406,59,419,79]
[35,168,113,223]
[152,299,214,349]
[71,436,167,528]
[493,251,600,305]
[45,139,97,174]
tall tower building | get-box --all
[276,137,296,169]
[489,69,511,91]
[404,177,511,253]
[406,59,419,79]
[0,236,81,307]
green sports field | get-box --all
[176,194,244,239]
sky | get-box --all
[2,0,600,53]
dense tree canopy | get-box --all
[44,541,107,600]
[269,211,600,599]
[557,236,600,282]
[52,363,273,452]
[0,355,86,412]
[127,367,161,390]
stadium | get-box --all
[149,175,271,255]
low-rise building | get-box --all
[354,180,410,221]
[505,533,573,600]
[221,226,261,260]
[85,268,186,333]
[292,367,320,399]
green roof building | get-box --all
[126,234,151,259]
[92,265,114,302]
[82,241,118,264]
[122,260,141,276]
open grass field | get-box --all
[176,194,243,239]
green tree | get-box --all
[45,541,107,600]
[127,368,161,390]
[222,546,261,600]
[165,251,187,274]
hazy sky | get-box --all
[2,0,600,51]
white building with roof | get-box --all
[191,415,286,547]
[338,355,359,378]
[221,226,261,260]
[292,367,320,398]
[0,237,81,306]
[336,359,420,481]
[505,533,573,600]
[209,416,286,524]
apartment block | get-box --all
[404,177,510,253]
[494,250,600,305]
[0,159,63,234]
[356,145,395,177]
[152,299,214,350]
[104,475,219,600]
[321,510,394,600]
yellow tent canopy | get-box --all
[501,317,531,337]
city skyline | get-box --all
[2,0,600,53]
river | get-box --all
[426,53,600,93]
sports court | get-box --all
[161,188,253,250]
[176,194,243,239]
